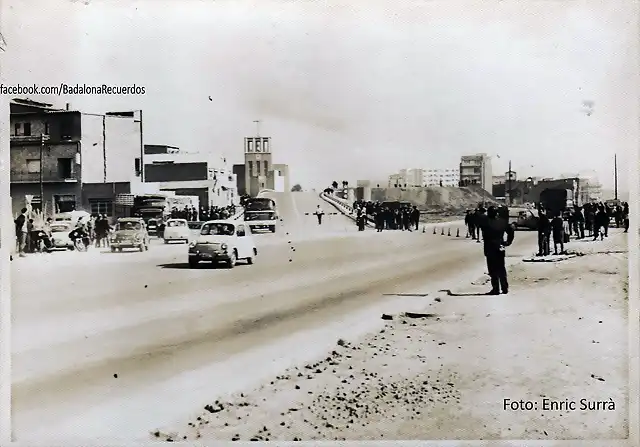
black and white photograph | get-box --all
[0,0,638,444]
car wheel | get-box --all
[246,255,254,265]
[270,225,276,233]
[111,247,116,253]
[164,239,169,244]
[117,247,123,252]
[189,259,199,268]
[227,250,237,268]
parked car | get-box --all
[50,222,74,250]
[110,217,150,252]
[163,218,191,244]
[188,220,257,268]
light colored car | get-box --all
[188,220,257,268]
[110,218,150,252]
[163,218,191,244]
[50,222,74,250]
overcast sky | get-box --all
[4,0,637,191]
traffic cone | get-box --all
[433,227,436,234]
[447,228,451,236]
[456,228,460,237]
[441,227,445,235]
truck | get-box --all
[539,188,574,216]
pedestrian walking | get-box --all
[314,205,324,225]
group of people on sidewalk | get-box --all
[13,209,113,257]
[168,204,237,222]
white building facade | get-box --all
[424,168,459,187]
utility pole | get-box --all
[139,110,144,183]
[614,153,618,201]
[39,134,47,214]
[103,115,107,183]
[507,159,512,206]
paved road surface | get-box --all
[11,193,537,441]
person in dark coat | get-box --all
[537,208,551,256]
[411,206,420,230]
[478,206,515,295]
[551,212,565,255]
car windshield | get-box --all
[167,220,187,227]
[50,225,70,233]
[244,212,274,221]
[201,223,235,236]
[116,221,142,231]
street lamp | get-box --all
[39,134,50,213]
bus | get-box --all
[244,197,278,233]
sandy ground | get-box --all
[159,229,629,442]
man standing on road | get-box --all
[14,208,27,257]
[551,212,565,255]
[478,206,515,295]
[314,205,324,225]
[537,208,551,256]
[411,206,420,231]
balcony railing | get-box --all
[11,169,78,183]
[10,134,46,142]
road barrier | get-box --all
[319,192,375,228]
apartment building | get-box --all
[459,153,492,191]
[9,98,142,217]
[424,168,460,187]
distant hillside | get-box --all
[370,186,499,215]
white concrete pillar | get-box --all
[347,188,355,203]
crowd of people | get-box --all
[351,200,421,232]
[463,201,630,257]
[165,204,237,222]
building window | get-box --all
[60,120,72,139]
[26,159,41,174]
[263,138,269,152]
[247,139,254,152]
[248,160,253,176]
[54,194,76,213]
[89,199,113,216]
[134,158,141,177]
[44,122,50,135]
[57,158,74,178]
[23,122,31,136]
[14,123,21,136]
[255,139,261,152]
